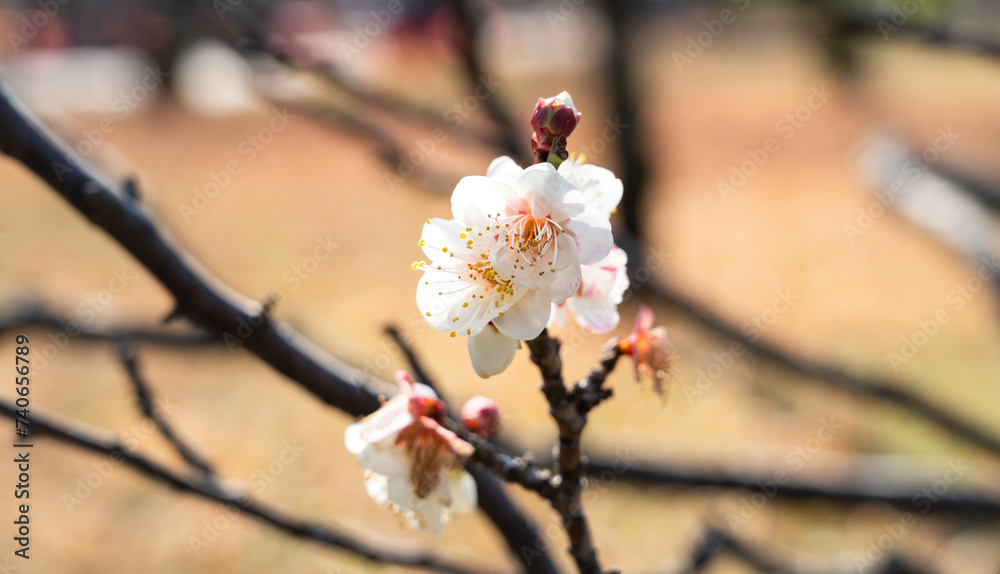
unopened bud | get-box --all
[531,91,581,161]
[461,396,501,439]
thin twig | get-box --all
[0,399,502,574]
[115,338,217,478]
[384,325,439,393]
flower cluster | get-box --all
[414,97,629,377]
[345,371,477,533]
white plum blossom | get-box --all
[415,155,614,377]
[557,156,624,219]
[550,245,629,334]
[345,371,476,533]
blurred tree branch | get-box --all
[8,309,996,518]
[116,338,217,479]
[444,0,524,163]
[0,398,502,574]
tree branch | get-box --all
[526,330,622,574]
[0,80,557,574]
[115,338,217,478]
[0,399,500,574]
[0,302,213,347]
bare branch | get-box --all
[0,302,212,347]
[115,338,217,478]
[384,325,439,394]
[0,399,502,574]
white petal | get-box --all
[345,397,412,452]
[417,492,444,534]
[445,468,478,514]
[493,285,552,340]
[564,207,613,265]
[384,473,415,507]
[548,302,569,329]
[546,233,582,304]
[451,175,516,221]
[569,295,620,334]
[363,471,389,504]
[514,164,573,219]
[467,325,519,378]
[486,156,523,180]
[357,443,410,477]
[559,160,623,218]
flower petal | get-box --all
[451,175,517,222]
[445,468,478,514]
[486,156,523,181]
[493,285,552,340]
[569,294,620,334]
[559,159,623,218]
[548,302,569,329]
[546,233,581,304]
[514,163,574,219]
[467,325,519,378]
[563,207,613,265]
[357,442,410,477]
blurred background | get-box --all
[3,0,1000,572]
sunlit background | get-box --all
[2,0,1000,572]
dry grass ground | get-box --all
[2,15,1000,574]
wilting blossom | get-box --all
[619,305,677,396]
[345,372,476,533]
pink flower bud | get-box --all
[531,91,582,156]
[461,396,501,439]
